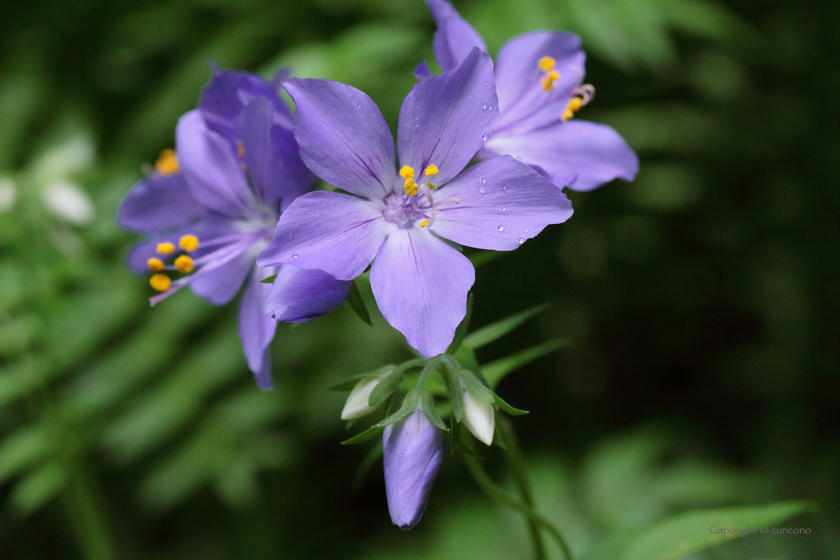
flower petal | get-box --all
[258,190,389,281]
[370,228,474,358]
[200,69,293,141]
[427,0,486,72]
[117,173,205,234]
[191,246,254,305]
[284,78,397,200]
[432,155,573,250]
[263,265,351,323]
[239,264,278,390]
[493,31,586,134]
[485,120,639,191]
[398,48,498,186]
[175,110,258,218]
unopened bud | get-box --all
[341,377,384,420]
[460,381,495,446]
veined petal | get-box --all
[398,48,498,186]
[117,173,205,234]
[200,69,293,140]
[370,228,474,358]
[486,121,639,191]
[432,155,573,250]
[494,31,586,134]
[190,246,254,305]
[263,265,351,323]
[258,190,389,281]
[284,78,397,200]
[175,110,258,218]
[235,96,279,208]
[427,0,486,72]
[413,61,434,80]
[273,126,317,211]
[239,264,278,390]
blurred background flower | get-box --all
[0,0,836,558]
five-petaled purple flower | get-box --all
[257,49,573,357]
[118,70,351,389]
[383,408,445,530]
[419,0,639,191]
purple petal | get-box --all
[493,32,586,135]
[175,110,258,218]
[427,0,486,72]
[413,60,433,79]
[398,48,498,186]
[117,173,205,234]
[239,264,278,390]
[273,126,317,211]
[284,78,397,200]
[370,228,474,358]
[383,408,444,529]
[485,120,639,191]
[432,156,573,250]
[263,265,351,323]
[200,69,293,140]
[257,190,389,281]
[191,246,254,305]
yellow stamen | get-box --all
[541,70,561,91]
[179,234,199,251]
[425,164,439,176]
[155,149,179,176]
[174,255,194,273]
[428,182,437,191]
[419,218,430,228]
[149,273,171,292]
[567,96,583,112]
[538,56,556,72]
[404,178,418,196]
[156,242,175,254]
[237,141,245,157]
[147,258,165,272]
[399,166,415,180]
[562,108,575,121]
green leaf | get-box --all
[493,393,528,416]
[346,280,372,326]
[419,391,448,432]
[463,303,549,350]
[582,501,817,560]
[467,250,502,268]
[483,338,572,388]
[9,462,66,514]
[341,424,386,445]
[259,274,277,284]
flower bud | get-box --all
[383,408,444,530]
[460,380,495,446]
[340,377,384,420]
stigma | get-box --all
[148,234,200,291]
[155,149,179,176]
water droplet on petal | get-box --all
[482,103,487,110]
[481,178,487,184]
[488,104,493,111]
[502,207,506,212]
[482,133,490,142]
[479,187,486,194]
[498,225,505,232]
[484,81,488,86]
[291,252,299,259]
[525,229,529,234]
[518,238,525,245]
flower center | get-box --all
[147,234,201,291]
[382,164,458,230]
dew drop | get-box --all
[291,252,299,259]
[479,187,486,194]
[483,81,488,86]
[524,229,529,234]
[482,133,490,142]
[498,225,505,232]
[488,104,493,111]
[481,103,487,110]
[518,238,525,245]
[502,207,506,212]
[357,104,362,109]
[481,178,487,184]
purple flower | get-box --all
[117,70,351,389]
[421,0,639,192]
[383,408,445,530]
[258,49,573,357]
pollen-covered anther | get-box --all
[562,96,585,121]
[399,166,415,180]
[155,149,179,176]
[404,178,419,196]
[174,255,194,273]
[541,70,561,91]
[237,141,245,158]
[425,164,439,176]
[538,56,556,72]
[419,218,430,228]
[156,242,175,254]
[149,273,171,292]
[147,258,165,272]
[179,234,199,251]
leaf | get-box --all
[341,425,386,446]
[9,462,67,514]
[463,303,549,350]
[483,338,572,388]
[582,501,818,560]
[259,274,277,284]
[492,394,528,416]
[346,280,372,326]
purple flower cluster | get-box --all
[117,0,638,530]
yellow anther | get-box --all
[547,70,560,82]
[237,141,245,157]
[179,234,199,251]
[174,255,194,274]
[567,96,583,112]
[419,218,430,228]
[425,164,439,176]
[149,273,171,292]
[156,242,175,254]
[428,182,437,191]
[538,56,556,72]
[399,166,415,180]
[562,108,575,121]
[404,178,418,196]
[147,258,165,272]
[155,149,179,176]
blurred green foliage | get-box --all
[0,0,837,558]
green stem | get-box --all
[61,458,118,560]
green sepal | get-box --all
[418,390,448,432]
[463,303,549,350]
[341,389,421,445]
[446,292,473,354]
[493,393,528,416]
[458,369,496,403]
[367,370,402,408]
[327,365,395,391]
[259,274,277,284]
[346,280,372,326]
